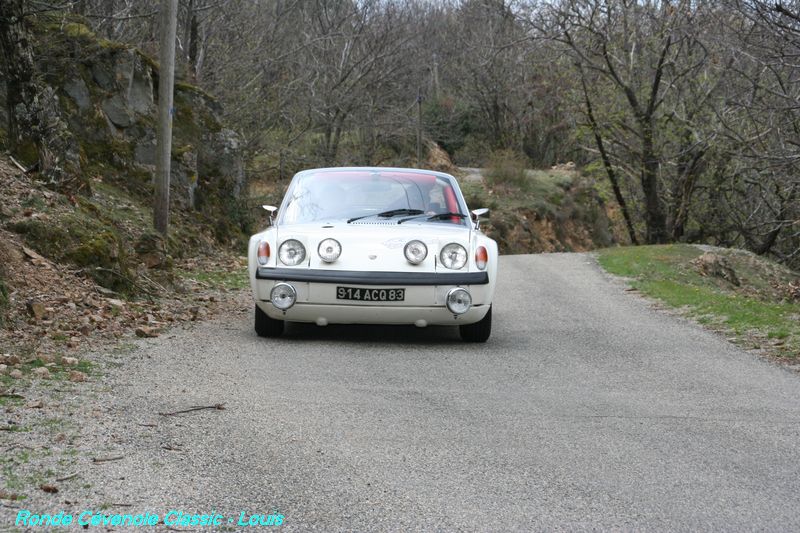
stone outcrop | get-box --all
[0,18,245,215]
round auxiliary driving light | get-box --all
[440,243,467,270]
[446,287,472,315]
[270,283,297,310]
[318,238,342,263]
[279,239,306,266]
[404,240,427,264]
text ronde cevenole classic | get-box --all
[14,509,284,528]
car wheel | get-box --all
[255,304,284,337]
[459,305,491,343]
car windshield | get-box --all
[279,169,467,226]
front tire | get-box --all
[459,306,491,343]
[255,304,284,337]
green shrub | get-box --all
[453,135,492,167]
[422,98,478,157]
[459,179,497,211]
[484,149,530,188]
[0,276,8,310]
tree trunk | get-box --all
[187,4,199,81]
[74,0,87,17]
[753,183,797,256]
[322,111,343,165]
[670,142,705,241]
[322,123,334,165]
[0,0,81,190]
[640,122,668,243]
[579,70,638,245]
[183,0,199,81]
[330,122,343,165]
[103,0,115,40]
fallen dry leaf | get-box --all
[135,326,160,338]
[69,370,87,383]
[31,367,50,379]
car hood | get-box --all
[275,222,473,273]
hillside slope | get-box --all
[0,154,250,359]
[0,16,254,357]
[599,244,800,360]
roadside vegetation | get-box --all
[175,263,249,292]
[598,245,800,361]
[457,151,620,254]
[0,156,248,360]
[4,1,799,271]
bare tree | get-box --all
[712,0,800,261]
[63,0,798,265]
[543,0,708,244]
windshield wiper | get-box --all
[347,209,424,224]
[398,212,467,224]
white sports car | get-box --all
[247,167,498,342]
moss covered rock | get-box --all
[134,232,170,270]
[4,13,247,228]
[9,212,134,292]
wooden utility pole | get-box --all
[154,0,179,236]
[431,53,440,99]
[416,87,422,167]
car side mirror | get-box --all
[262,205,278,226]
[471,208,489,229]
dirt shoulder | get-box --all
[1,286,251,524]
[0,155,256,520]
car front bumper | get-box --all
[255,267,489,285]
[253,268,492,326]
[256,300,490,326]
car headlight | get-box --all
[440,243,467,270]
[279,239,306,266]
[446,287,472,315]
[404,240,427,264]
[270,283,297,310]
[318,238,342,263]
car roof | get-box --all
[293,167,457,181]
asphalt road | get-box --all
[88,253,800,531]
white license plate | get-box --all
[336,287,405,302]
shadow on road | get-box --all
[281,322,463,345]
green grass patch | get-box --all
[176,268,248,291]
[2,465,26,492]
[0,276,8,321]
[598,244,800,358]
[0,394,24,407]
[4,358,96,383]
[74,359,93,374]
